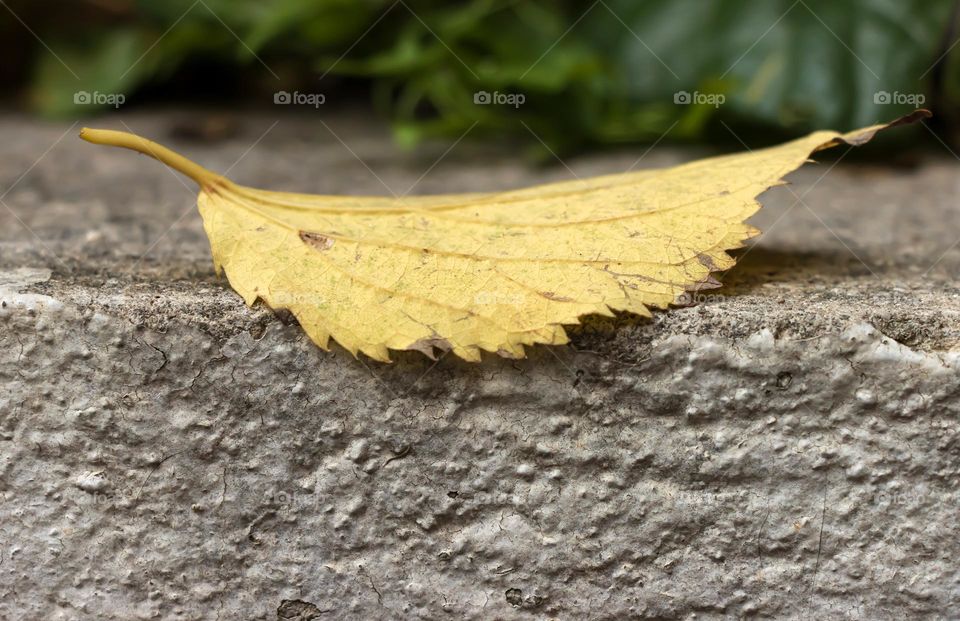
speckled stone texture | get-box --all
[2,111,960,620]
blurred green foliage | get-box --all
[12,0,958,150]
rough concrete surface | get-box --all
[2,110,960,620]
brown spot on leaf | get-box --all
[540,291,574,302]
[697,253,719,271]
[406,337,453,360]
[299,231,335,251]
[692,275,723,291]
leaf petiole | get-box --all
[79,127,224,189]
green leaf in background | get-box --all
[30,29,157,117]
[587,0,954,134]
[321,0,954,149]
[244,0,380,54]
[16,0,958,150]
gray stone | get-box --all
[2,111,959,619]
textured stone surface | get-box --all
[2,111,960,619]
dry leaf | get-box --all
[80,111,928,362]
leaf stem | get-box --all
[79,128,224,188]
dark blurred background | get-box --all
[2,0,958,153]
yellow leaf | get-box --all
[80,111,928,362]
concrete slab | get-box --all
[2,110,959,619]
